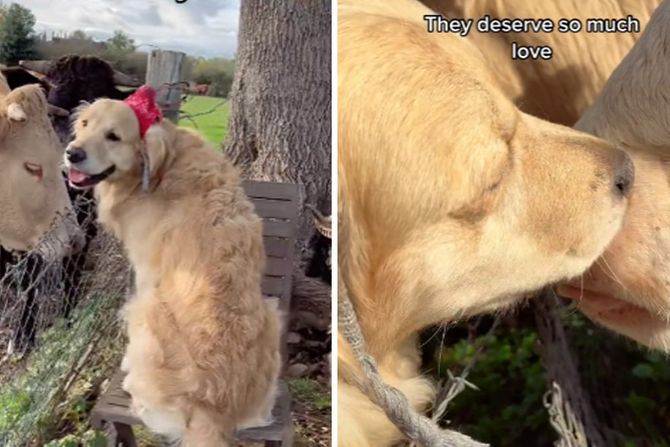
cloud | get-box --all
[17,0,240,58]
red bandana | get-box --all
[123,85,163,138]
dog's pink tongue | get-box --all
[68,168,89,184]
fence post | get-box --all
[145,49,185,123]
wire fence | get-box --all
[0,194,131,446]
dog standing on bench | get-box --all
[64,86,281,446]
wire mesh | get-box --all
[0,194,131,446]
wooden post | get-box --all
[145,50,185,123]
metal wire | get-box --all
[0,195,131,446]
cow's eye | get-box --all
[81,119,88,127]
[106,131,120,142]
[24,162,43,180]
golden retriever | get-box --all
[64,98,281,446]
[338,0,635,445]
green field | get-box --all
[178,95,230,146]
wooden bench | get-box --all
[90,181,299,446]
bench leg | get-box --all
[263,424,294,446]
[114,422,137,447]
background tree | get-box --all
[191,57,235,97]
[225,0,331,332]
[103,30,136,74]
[0,3,37,64]
[69,29,91,41]
[106,30,135,53]
[226,0,331,260]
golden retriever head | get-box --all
[64,99,171,189]
[338,0,635,350]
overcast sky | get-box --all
[15,0,240,58]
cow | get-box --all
[192,83,210,95]
[0,76,84,354]
[557,0,670,351]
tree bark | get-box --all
[226,0,332,265]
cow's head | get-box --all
[551,1,670,351]
[0,76,83,259]
[20,56,140,111]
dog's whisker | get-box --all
[597,256,628,292]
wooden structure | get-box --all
[90,180,299,446]
[145,49,185,122]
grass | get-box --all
[289,378,331,411]
[0,296,123,446]
[288,378,331,446]
[178,95,230,146]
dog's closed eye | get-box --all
[106,131,121,142]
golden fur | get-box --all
[338,0,634,445]
[65,99,281,446]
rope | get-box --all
[543,382,588,447]
[338,273,488,447]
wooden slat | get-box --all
[261,276,287,298]
[263,237,291,258]
[264,257,292,277]
[242,180,299,201]
[251,199,298,220]
[261,220,295,238]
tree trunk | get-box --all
[226,0,332,265]
[533,290,610,447]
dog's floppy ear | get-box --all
[142,124,174,189]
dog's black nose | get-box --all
[66,146,86,164]
[613,150,634,199]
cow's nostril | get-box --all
[613,151,635,199]
[66,147,87,164]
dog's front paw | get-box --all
[129,397,146,417]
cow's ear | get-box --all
[6,103,26,122]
